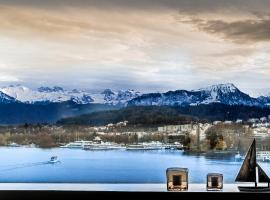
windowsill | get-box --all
[0,183,263,192]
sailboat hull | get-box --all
[238,186,270,192]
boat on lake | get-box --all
[60,140,92,149]
[143,141,164,150]
[257,151,270,162]
[48,156,60,164]
[234,152,243,161]
[126,142,164,150]
[164,142,183,150]
[235,151,270,162]
[126,144,146,150]
[8,142,20,147]
[23,143,38,148]
[83,142,125,150]
[235,138,270,192]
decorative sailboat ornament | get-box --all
[235,138,270,192]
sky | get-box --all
[0,0,270,96]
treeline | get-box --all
[57,103,270,126]
[0,129,168,148]
[204,124,253,153]
[0,101,119,124]
[0,124,98,148]
[174,103,270,121]
[57,106,198,126]
[0,132,97,148]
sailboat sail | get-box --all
[235,139,257,182]
[257,164,270,183]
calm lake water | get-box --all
[0,147,269,183]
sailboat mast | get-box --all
[254,139,257,188]
[255,167,258,187]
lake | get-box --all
[0,147,269,183]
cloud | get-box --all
[0,0,270,95]
[196,18,270,43]
[0,74,20,82]
[0,0,269,12]
[1,1,270,45]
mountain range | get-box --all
[0,85,140,105]
[0,91,18,104]
[0,83,270,124]
[0,83,270,107]
[128,83,270,107]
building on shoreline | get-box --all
[158,123,211,141]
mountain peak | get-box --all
[101,89,115,95]
[0,91,18,103]
[37,87,51,92]
[38,86,64,93]
[4,84,30,91]
[128,83,265,107]
[52,86,64,92]
[71,89,80,93]
[0,85,141,105]
[197,83,238,93]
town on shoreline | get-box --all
[0,115,269,155]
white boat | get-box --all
[126,144,147,150]
[84,142,125,150]
[235,151,270,162]
[257,151,270,162]
[164,142,183,150]
[48,156,60,164]
[60,140,92,149]
[24,143,37,148]
[143,141,164,150]
[234,152,242,161]
[8,142,20,147]
[126,142,164,150]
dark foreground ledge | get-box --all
[0,184,269,200]
[0,183,266,192]
[0,190,269,200]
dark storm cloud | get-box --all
[184,14,270,43]
[200,19,270,43]
[0,0,269,12]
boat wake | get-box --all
[206,160,242,166]
[0,161,60,172]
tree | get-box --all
[183,134,191,149]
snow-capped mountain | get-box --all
[37,86,64,93]
[0,85,140,105]
[0,91,17,104]
[257,95,270,106]
[0,85,93,104]
[195,83,260,106]
[0,83,269,107]
[90,89,141,105]
[128,83,266,107]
